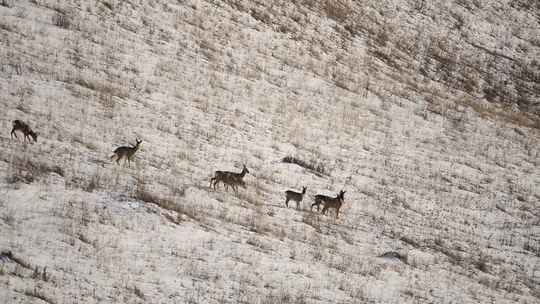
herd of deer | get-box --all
[10,119,347,218]
[208,165,347,217]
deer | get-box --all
[321,190,346,218]
[311,193,332,212]
[210,164,249,193]
[284,186,307,209]
[111,138,142,167]
[311,190,346,218]
[225,178,246,192]
[11,120,38,143]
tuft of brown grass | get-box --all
[323,0,352,23]
[134,179,201,222]
[282,155,327,176]
[7,157,64,184]
[457,97,540,130]
[24,288,57,304]
[52,11,71,29]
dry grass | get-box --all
[24,288,57,304]
[301,211,321,233]
[0,0,11,8]
[52,11,71,29]
[457,97,540,129]
[323,0,353,23]
[73,75,129,99]
[282,156,327,176]
[7,157,64,184]
[133,179,202,223]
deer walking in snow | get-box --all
[285,186,307,209]
[311,190,346,218]
[11,120,38,143]
[210,164,249,193]
[111,138,142,167]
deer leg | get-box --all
[10,129,17,140]
[210,178,215,188]
[285,198,289,208]
[313,199,322,212]
[336,207,340,219]
[296,201,300,210]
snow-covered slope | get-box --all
[1,0,539,303]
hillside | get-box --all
[1,0,539,303]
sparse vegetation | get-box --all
[52,11,71,29]
[0,0,538,303]
[24,287,57,304]
[282,156,327,176]
[7,157,64,184]
[323,0,352,23]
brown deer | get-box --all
[11,120,38,143]
[210,164,249,193]
[311,190,346,218]
[311,194,331,212]
[111,138,142,167]
[285,186,307,209]
[321,190,346,218]
[225,178,246,192]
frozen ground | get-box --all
[0,0,539,303]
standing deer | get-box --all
[321,190,346,218]
[285,186,307,209]
[311,193,331,212]
[311,190,346,218]
[11,120,38,143]
[210,164,249,193]
[225,178,246,192]
[111,138,142,167]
